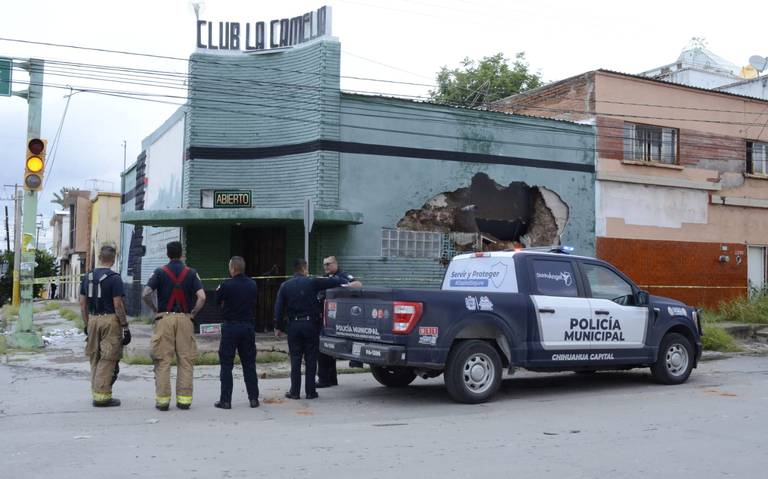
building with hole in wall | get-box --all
[119,12,596,330]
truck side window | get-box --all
[583,263,635,305]
[532,259,578,297]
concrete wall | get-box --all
[89,193,122,269]
[145,116,184,210]
[719,76,768,100]
[336,94,596,260]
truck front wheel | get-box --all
[651,333,694,384]
[371,366,417,387]
[444,340,502,404]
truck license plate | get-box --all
[352,342,363,356]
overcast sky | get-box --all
[1,0,765,248]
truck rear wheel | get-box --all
[371,366,417,388]
[651,333,694,385]
[444,340,502,404]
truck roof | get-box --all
[451,250,595,261]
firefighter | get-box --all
[142,241,206,411]
[79,245,130,407]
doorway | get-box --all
[748,245,767,296]
[231,226,287,331]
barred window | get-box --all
[747,141,768,175]
[381,228,443,258]
[624,123,678,165]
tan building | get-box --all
[59,190,92,301]
[494,69,768,307]
[88,192,122,271]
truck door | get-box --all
[580,262,648,350]
[528,258,592,350]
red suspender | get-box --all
[161,265,191,313]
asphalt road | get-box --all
[1,355,766,479]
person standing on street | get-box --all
[79,245,130,407]
[142,241,206,411]
[317,256,363,387]
[274,258,349,400]
[214,256,260,410]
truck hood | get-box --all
[649,294,688,308]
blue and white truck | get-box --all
[320,249,702,403]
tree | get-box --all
[430,52,543,108]
[0,249,59,305]
[51,187,80,208]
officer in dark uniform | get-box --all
[214,256,260,410]
[79,245,130,407]
[142,241,206,411]
[274,258,348,400]
[317,256,362,387]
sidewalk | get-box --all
[1,302,361,381]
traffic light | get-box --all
[24,138,46,191]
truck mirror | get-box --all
[636,290,650,306]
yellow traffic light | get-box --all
[24,138,46,191]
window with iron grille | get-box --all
[624,123,678,164]
[747,141,768,175]
[381,228,443,258]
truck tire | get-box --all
[371,366,417,388]
[651,333,694,385]
[444,340,502,404]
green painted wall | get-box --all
[184,40,341,210]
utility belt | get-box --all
[89,313,117,318]
[154,312,191,320]
[289,315,315,322]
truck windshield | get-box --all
[441,256,518,293]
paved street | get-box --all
[1,354,766,479]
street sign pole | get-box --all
[303,197,314,273]
[9,59,44,349]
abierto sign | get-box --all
[201,189,252,208]
[196,5,332,52]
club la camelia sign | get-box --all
[196,6,332,52]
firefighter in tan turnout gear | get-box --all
[142,241,206,411]
[79,245,130,407]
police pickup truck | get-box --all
[320,249,702,404]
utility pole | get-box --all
[122,140,127,171]
[12,185,21,306]
[9,58,44,349]
[4,205,9,253]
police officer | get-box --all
[274,258,348,399]
[79,245,130,407]
[317,256,362,387]
[214,256,260,409]
[142,241,206,411]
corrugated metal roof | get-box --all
[340,91,590,126]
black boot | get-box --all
[214,401,231,409]
[93,398,121,407]
[250,399,260,408]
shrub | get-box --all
[701,324,741,352]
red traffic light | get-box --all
[28,138,45,155]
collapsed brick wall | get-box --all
[397,173,569,252]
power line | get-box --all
[9,65,768,157]
[9,77,761,165]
